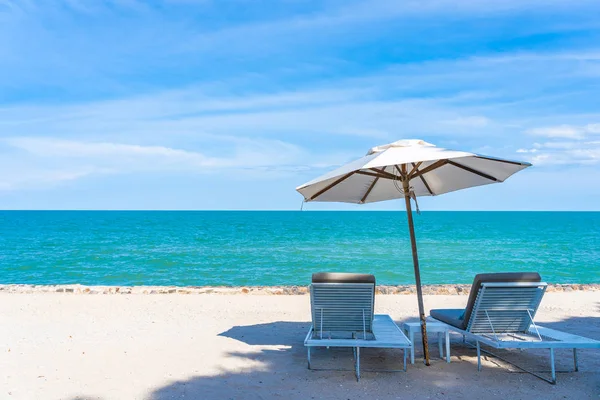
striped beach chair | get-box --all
[304,272,411,381]
[430,272,600,384]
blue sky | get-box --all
[1,0,599,210]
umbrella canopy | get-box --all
[297,139,530,203]
[296,139,531,365]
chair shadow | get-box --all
[446,302,600,384]
[528,302,600,369]
[218,321,311,346]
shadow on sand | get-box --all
[144,311,600,400]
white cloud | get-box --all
[6,137,214,162]
[585,123,600,133]
[470,50,600,65]
[524,123,600,143]
[529,149,600,165]
[0,136,355,190]
[517,140,600,166]
[0,82,512,146]
[525,125,584,139]
[0,161,104,191]
[535,141,582,149]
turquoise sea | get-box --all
[0,211,598,286]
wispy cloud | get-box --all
[0,82,506,142]
[516,124,600,165]
[525,125,585,139]
[0,136,355,190]
[5,137,220,166]
[525,123,600,139]
[527,143,600,165]
[0,167,94,191]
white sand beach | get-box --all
[1,291,599,400]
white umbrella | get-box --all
[296,139,531,365]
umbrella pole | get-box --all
[402,179,431,366]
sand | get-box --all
[1,292,599,400]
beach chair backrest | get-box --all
[311,283,375,337]
[467,282,547,334]
[310,274,375,338]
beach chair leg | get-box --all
[573,348,578,372]
[438,332,443,359]
[307,347,311,370]
[550,348,556,384]
[476,341,481,372]
[355,347,360,381]
[410,330,415,364]
[404,348,407,372]
[445,330,450,363]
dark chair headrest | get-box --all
[312,272,376,284]
[462,272,542,328]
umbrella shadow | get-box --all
[148,318,435,400]
[145,313,600,400]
